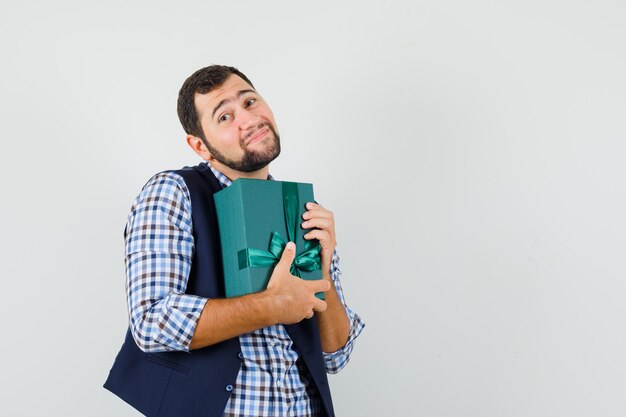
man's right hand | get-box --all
[190,242,330,349]
[265,242,330,324]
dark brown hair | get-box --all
[177,65,254,139]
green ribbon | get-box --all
[237,182,322,277]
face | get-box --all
[193,75,280,173]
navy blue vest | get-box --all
[104,164,334,417]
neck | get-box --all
[209,161,270,181]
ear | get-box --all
[186,135,214,161]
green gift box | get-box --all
[214,178,325,299]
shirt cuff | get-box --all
[322,308,366,374]
[151,294,208,352]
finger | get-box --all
[302,207,333,220]
[312,298,328,313]
[307,278,331,293]
[303,229,330,243]
[301,218,333,230]
[276,242,296,272]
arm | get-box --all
[314,256,350,353]
[302,203,366,372]
[126,172,329,352]
[125,172,206,352]
[320,251,365,373]
[189,242,330,349]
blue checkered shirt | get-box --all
[125,162,365,417]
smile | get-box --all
[246,127,269,145]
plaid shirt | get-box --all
[125,162,365,417]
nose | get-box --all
[239,108,262,131]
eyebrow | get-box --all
[211,89,256,120]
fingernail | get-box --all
[306,202,314,208]
[286,242,295,250]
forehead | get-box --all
[194,75,255,119]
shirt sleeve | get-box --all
[124,171,208,353]
[323,249,365,374]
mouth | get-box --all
[245,126,270,146]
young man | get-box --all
[104,65,364,417]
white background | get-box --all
[1,1,625,416]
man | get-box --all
[104,65,364,417]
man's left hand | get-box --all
[302,202,336,278]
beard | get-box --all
[203,122,281,173]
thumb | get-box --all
[276,242,296,272]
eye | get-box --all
[218,113,231,123]
[245,97,256,107]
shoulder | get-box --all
[130,170,193,218]
[142,170,190,194]
[136,169,195,204]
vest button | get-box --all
[238,352,243,360]
[226,384,234,392]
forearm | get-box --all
[191,242,332,349]
[315,250,365,373]
[315,272,350,353]
[189,292,276,349]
